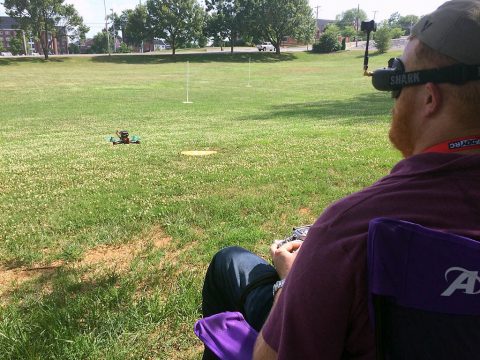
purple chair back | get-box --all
[368,218,480,360]
[194,311,258,360]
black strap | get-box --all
[389,64,480,89]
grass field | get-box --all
[0,49,401,359]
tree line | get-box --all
[2,0,316,58]
[2,0,420,59]
[314,8,420,53]
[103,0,316,55]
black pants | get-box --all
[201,246,279,360]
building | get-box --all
[0,16,68,55]
[316,19,336,40]
[153,38,170,51]
[0,16,26,53]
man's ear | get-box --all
[423,82,442,117]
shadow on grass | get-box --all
[90,51,297,64]
[1,264,198,358]
[1,268,134,357]
[237,92,393,125]
[0,57,69,66]
[354,51,391,59]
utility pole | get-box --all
[139,0,143,53]
[314,5,321,42]
[111,8,116,52]
[314,5,321,20]
[355,4,359,47]
[372,10,378,20]
[103,0,111,56]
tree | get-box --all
[118,9,133,43]
[68,42,79,54]
[3,0,88,60]
[205,12,227,50]
[398,15,419,35]
[205,0,241,53]
[238,0,315,54]
[312,23,341,53]
[296,11,316,49]
[124,4,148,50]
[390,27,405,39]
[341,25,356,39]
[118,42,131,53]
[335,8,367,30]
[90,31,113,54]
[8,31,25,55]
[374,24,391,54]
[387,12,401,28]
[107,12,120,38]
[147,0,204,55]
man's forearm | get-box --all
[252,288,282,359]
[253,332,278,359]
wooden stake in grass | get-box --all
[183,61,193,104]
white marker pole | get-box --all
[183,61,193,104]
[247,57,252,87]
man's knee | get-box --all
[211,246,249,270]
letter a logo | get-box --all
[441,267,480,296]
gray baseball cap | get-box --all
[411,0,480,64]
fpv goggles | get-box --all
[371,58,480,98]
[360,20,480,98]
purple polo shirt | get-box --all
[262,153,480,359]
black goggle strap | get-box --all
[375,63,480,91]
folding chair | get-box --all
[368,218,480,360]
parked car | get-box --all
[256,42,275,52]
[0,52,13,56]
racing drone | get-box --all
[108,130,140,145]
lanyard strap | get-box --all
[423,135,480,154]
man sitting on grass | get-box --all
[201,1,480,358]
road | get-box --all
[1,39,407,59]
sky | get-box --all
[0,0,446,38]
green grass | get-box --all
[0,50,401,359]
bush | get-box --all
[390,27,405,39]
[118,42,131,53]
[197,35,208,48]
[341,25,356,39]
[374,27,392,54]
[68,43,80,54]
[8,34,25,55]
[312,32,341,53]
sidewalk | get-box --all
[347,36,408,51]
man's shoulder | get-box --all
[323,152,480,220]
[309,153,480,249]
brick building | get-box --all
[0,16,68,55]
[0,16,26,52]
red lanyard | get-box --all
[422,135,480,153]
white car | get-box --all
[256,42,275,52]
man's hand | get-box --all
[270,240,302,279]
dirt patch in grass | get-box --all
[0,225,172,300]
[299,207,311,215]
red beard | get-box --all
[389,93,417,158]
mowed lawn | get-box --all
[0,49,401,359]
